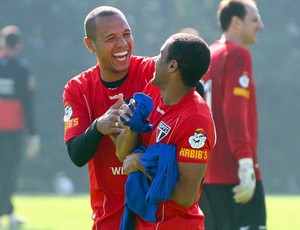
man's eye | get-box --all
[107,37,116,41]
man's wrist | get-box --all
[91,119,104,138]
[238,158,253,167]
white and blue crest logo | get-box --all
[156,121,171,142]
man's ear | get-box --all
[169,60,178,73]
[231,15,243,30]
[83,37,95,53]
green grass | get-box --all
[265,195,300,229]
[4,194,92,230]
[1,194,299,229]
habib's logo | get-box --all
[64,102,79,131]
[188,128,207,149]
[64,118,78,131]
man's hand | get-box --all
[96,94,124,135]
[232,158,256,204]
[123,152,143,174]
[119,93,153,133]
[118,98,135,127]
[123,153,152,180]
[26,134,41,158]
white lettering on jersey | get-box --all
[111,167,126,175]
[157,106,165,115]
[156,121,170,142]
[109,94,120,100]
[0,78,15,95]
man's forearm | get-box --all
[67,120,104,167]
[171,163,206,208]
[115,129,138,162]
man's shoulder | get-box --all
[0,56,30,77]
[64,65,99,94]
[210,40,250,56]
[131,55,153,62]
[128,56,156,83]
[179,93,212,121]
[67,65,98,85]
[225,41,251,58]
[130,55,155,68]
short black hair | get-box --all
[84,6,125,41]
[218,1,247,31]
[6,34,19,48]
[166,33,210,87]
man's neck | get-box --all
[161,85,192,106]
[99,67,129,83]
[221,33,248,48]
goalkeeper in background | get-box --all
[0,25,40,228]
[199,0,266,229]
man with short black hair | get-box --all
[116,33,216,229]
[62,6,156,229]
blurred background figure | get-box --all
[53,171,74,195]
[199,0,266,229]
[0,25,41,228]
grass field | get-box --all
[3,194,92,230]
[1,194,299,229]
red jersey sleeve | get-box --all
[223,48,254,159]
[176,114,215,164]
[63,78,92,143]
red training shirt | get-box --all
[136,83,216,230]
[201,40,262,184]
[63,56,155,229]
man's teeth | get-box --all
[114,51,128,57]
[114,51,128,61]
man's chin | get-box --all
[114,62,130,72]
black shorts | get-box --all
[199,181,267,230]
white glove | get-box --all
[232,158,256,204]
[26,135,41,158]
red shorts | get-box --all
[135,201,205,230]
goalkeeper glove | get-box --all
[232,158,256,204]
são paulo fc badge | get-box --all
[156,121,171,142]
[188,128,207,149]
[239,72,250,88]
